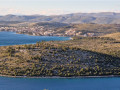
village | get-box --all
[0,26,96,37]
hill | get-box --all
[0,12,120,24]
[0,37,120,77]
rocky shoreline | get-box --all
[0,74,120,78]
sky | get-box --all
[0,0,120,15]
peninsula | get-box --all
[0,33,120,77]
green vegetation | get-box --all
[52,36,120,58]
[0,36,120,77]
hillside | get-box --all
[51,37,120,58]
[1,23,120,36]
[33,22,69,28]
[0,37,120,77]
[0,12,120,24]
[102,32,120,41]
[54,24,120,36]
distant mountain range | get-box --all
[0,12,120,24]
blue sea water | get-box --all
[0,31,70,46]
[0,77,120,90]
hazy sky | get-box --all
[0,0,119,15]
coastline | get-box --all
[0,74,120,79]
[0,31,73,38]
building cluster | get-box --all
[0,26,96,37]
[0,26,55,36]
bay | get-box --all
[0,31,70,46]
